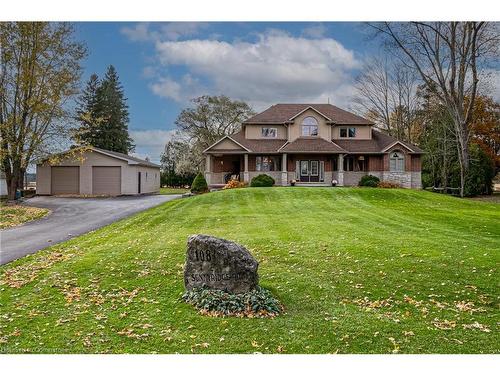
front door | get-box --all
[298,160,323,182]
[300,160,310,182]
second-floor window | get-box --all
[261,127,277,138]
[340,127,356,138]
[301,116,318,136]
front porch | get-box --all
[205,153,381,187]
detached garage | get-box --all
[36,147,161,196]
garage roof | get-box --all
[39,147,161,168]
[92,147,160,168]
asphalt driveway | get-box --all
[0,194,181,265]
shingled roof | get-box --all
[230,131,287,153]
[279,138,346,153]
[333,130,424,154]
[205,129,423,154]
[243,104,373,125]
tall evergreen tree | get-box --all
[73,74,101,147]
[73,66,134,153]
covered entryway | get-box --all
[92,166,121,195]
[51,166,79,195]
[297,160,324,183]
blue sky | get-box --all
[74,22,380,163]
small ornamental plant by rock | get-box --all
[183,234,282,317]
[182,286,282,318]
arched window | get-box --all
[389,150,405,172]
[301,116,318,136]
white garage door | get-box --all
[51,166,79,195]
[92,166,121,195]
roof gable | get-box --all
[288,106,332,121]
[244,104,373,125]
[203,136,250,153]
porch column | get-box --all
[243,154,249,183]
[204,154,212,185]
[338,154,344,186]
[281,153,288,186]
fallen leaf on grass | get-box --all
[432,319,456,330]
[462,322,491,332]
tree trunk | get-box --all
[7,170,20,200]
[457,136,470,197]
[454,115,471,197]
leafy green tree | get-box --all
[161,95,255,177]
[0,22,86,199]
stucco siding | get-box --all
[332,125,371,140]
[211,138,245,151]
[135,166,161,194]
[289,109,330,142]
[245,124,287,139]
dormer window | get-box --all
[261,127,277,138]
[340,127,356,138]
[302,116,318,136]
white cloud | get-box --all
[151,32,361,109]
[121,22,209,42]
[121,23,151,42]
[129,129,176,163]
[150,77,182,102]
[302,24,327,39]
[150,74,205,102]
[159,22,209,41]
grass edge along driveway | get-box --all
[0,187,498,354]
[0,205,50,229]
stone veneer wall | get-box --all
[382,172,414,188]
[410,172,422,189]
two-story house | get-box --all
[203,104,423,188]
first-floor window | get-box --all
[343,156,354,171]
[256,156,281,171]
[390,151,405,171]
[357,157,366,171]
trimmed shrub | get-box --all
[359,174,380,187]
[250,174,275,187]
[378,181,401,188]
[161,171,195,188]
[182,287,282,318]
[190,172,209,194]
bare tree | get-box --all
[0,22,86,199]
[369,22,499,196]
[352,57,420,143]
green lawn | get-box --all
[160,187,189,195]
[0,205,50,229]
[0,188,498,354]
